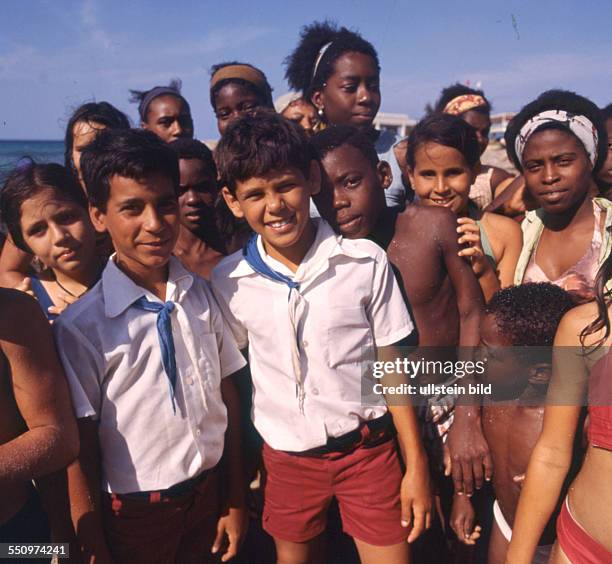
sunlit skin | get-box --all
[596,118,612,191]
[461,110,491,156]
[222,164,320,272]
[281,99,318,137]
[174,158,225,280]
[316,144,390,239]
[90,173,180,297]
[214,83,263,136]
[143,95,194,143]
[72,121,106,190]
[311,52,381,132]
[19,189,99,307]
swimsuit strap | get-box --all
[30,277,58,321]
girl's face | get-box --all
[522,128,593,214]
[312,52,381,132]
[214,82,262,136]
[408,142,477,215]
[72,120,106,190]
[281,99,319,137]
[144,95,194,143]
[20,188,96,274]
[462,110,491,155]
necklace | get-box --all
[55,278,88,299]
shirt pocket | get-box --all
[326,306,374,368]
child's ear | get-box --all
[89,204,108,234]
[406,166,416,188]
[377,160,393,190]
[311,91,324,114]
[308,160,322,196]
[220,186,245,219]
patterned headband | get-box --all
[443,94,487,116]
[515,110,599,167]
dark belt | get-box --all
[288,412,396,458]
[109,466,214,503]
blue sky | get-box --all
[0,0,610,140]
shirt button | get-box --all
[312,388,319,395]
[195,428,201,436]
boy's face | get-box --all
[90,173,180,275]
[408,142,477,215]
[315,144,390,239]
[178,158,218,232]
[222,163,320,259]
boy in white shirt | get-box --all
[54,129,247,564]
[212,112,431,564]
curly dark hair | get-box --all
[486,283,575,347]
[505,89,607,173]
[215,110,313,194]
[168,138,217,179]
[64,101,130,178]
[309,125,379,169]
[284,20,379,99]
[433,83,491,115]
[209,61,274,111]
[406,114,480,169]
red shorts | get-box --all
[262,438,406,546]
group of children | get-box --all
[1,18,612,564]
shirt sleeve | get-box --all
[53,318,104,420]
[210,271,249,350]
[367,249,415,347]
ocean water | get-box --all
[0,140,65,179]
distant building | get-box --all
[490,112,516,141]
[373,112,416,138]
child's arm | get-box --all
[67,418,114,564]
[379,344,432,543]
[451,493,481,546]
[0,236,33,288]
[212,374,249,562]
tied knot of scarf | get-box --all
[132,296,178,413]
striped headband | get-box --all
[515,110,599,167]
[443,94,487,116]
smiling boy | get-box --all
[211,113,431,564]
[54,129,247,564]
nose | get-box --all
[542,162,560,184]
[50,223,70,245]
[333,187,349,210]
[433,175,450,195]
[143,206,165,233]
[266,192,285,214]
[357,84,373,105]
[170,120,183,139]
[184,189,200,206]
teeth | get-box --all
[269,219,290,228]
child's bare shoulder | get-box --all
[393,204,457,243]
[481,211,522,238]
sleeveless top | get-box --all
[31,276,58,322]
[375,129,413,208]
[469,166,495,210]
[523,201,603,296]
[587,350,612,450]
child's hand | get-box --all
[47,292,78,317]
[443,443,452,477]
[451,494,482,545]
[457,217,490,278]
[14,276,35,298]
[400,459,433,543]
[212,505,249,562]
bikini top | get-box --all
[588,349,612,451]
[523,201,602,297]
[30,276,58,322]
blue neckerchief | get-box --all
[243,233,300,297]
[132,297,177,414]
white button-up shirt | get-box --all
[211,219,414,451]
[54,256,246,493]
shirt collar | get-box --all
[103,255,194,318]
[227,218,370,280]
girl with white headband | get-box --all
[284,21,410,209]
[434,83,517,210]
[508,90,610,302]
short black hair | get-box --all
[486,283,574,347]
[64,101,130,177]
[168,138,217,179]
[209,61,274,111]
[433,83,491,115]
[0,161,86,253]
[310,125,379,169]
[284,20,380,99]
[505,89,607,172]
[80,129,179,212]
[406,114,480,169]
[215,111,313,194]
